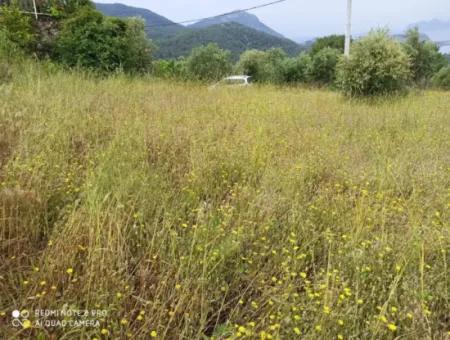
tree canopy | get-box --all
[403,27,448,84]
[55,6,153,73]
[337,30,412,97]
[310,35,345,55]
[186,43,232,81]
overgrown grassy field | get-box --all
[0,63,449,339]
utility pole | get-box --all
[344,0,352,56]
[32,0,38,19]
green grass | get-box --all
[0,62,449,339]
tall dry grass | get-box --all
[0,62,449,339]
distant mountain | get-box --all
[189,11,285,39]
[155,22,303,61]
[407,19,450,42]
[293,35,316,44]
[95,3,184,40]
[95,3,303,61]
[392,33,430,42]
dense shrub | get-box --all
[236,49,266,81]
[262,48,288,83]
[432,66,450,90]
[186,43,232,82]
[310,35,345,55]
[282,53,311,83]
[337,30,411,97]
[47,0,94,17]
[403,28,448,85]
[237,48,286,83]
[55,6,153,73]
[309,47,340,84]
[152,59,187,80]
[0,28,19,59]
[0,4,36,53]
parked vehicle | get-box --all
[210,75,253,88]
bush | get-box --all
[0,4,36,53]
[186,43,232,82]
[337,30,411,97]
[236,49,266,81]
[403,28,448,85]
[55,6,153,73]
[47,0,94,17]
[432,66,450,90]
[310,35,345,56]
[282,53,311,83]
[0,28,19,59]
[309,47,340,84]
[152,59,187,80]
[237,48,287,83]
[118,18,154,73]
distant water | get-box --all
[440,46,450,54]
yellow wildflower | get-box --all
[387,323,397,332]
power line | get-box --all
[1,0,290,25]
[144,0,289,28]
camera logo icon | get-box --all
[11,310,31,328]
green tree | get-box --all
[0,3,36,53]
[153,58,187,79]
[310,35,345,55]
[236,49,266,81]
[262,48,288,83]
[282,53,311,83]
[55,6,153,73]
[186,43,232,81]
[336,30,411,97]
[309,47,340,84]
[47,0,93,17]
[403,27,447,85]
[237,48,287,83]
[119,17,154,73]
[432,65,450,90]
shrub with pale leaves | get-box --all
[336,30,412,97]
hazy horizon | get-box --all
[95,0,450,41]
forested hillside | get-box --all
[95,3,303,60]
[189,11,285,38]
[95,3,184,39]
[155,22,302,60]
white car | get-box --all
[211,75,253,88]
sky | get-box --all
[95,0,450,41]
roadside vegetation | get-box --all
[1,1,449,94]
